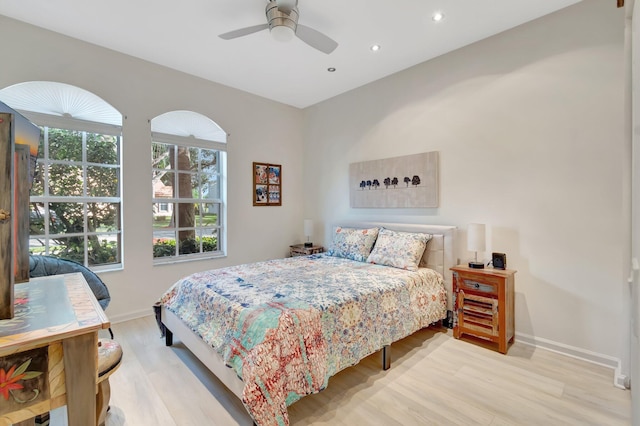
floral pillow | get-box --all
[366,229,432,271]
[326,227,380,262]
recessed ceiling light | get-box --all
[327,67,336,72]
[370,44,381,52]
[432,11,445,22]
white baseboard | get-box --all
[515,332,629,390]
[108,308,154,324]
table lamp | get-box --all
[304,219,313,247]
[467,223,486,269]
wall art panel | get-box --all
[349,151,438,208]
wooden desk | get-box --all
[0,273,110,426]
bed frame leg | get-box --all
[382,345,391,370]
[153,303,167,337]
[165,328,173,346]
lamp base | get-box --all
[468,261,485,269]
[304,242,313,247]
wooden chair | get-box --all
[26,339,122,426]
[96,338,123,426]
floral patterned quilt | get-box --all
[159,254,446,426]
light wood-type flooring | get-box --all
[50,315,631,425]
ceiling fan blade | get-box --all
[219,24,269,40]
[296,24,338,54]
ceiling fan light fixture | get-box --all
[271,25,295,42]
[266,0,298,42]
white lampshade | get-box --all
[304,219,313,238]
[467,223,486,252]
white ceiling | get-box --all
[0,0,582,109]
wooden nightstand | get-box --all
[289,244,324,257]
[451,265,516,354]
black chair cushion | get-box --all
[28,255,111,310]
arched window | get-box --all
[0,81,123,270]
[151,111,226,262]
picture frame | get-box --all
[253,162,281,206]
[349,151,439,208]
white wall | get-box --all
[303,0,629,375]
[0,16,306,322]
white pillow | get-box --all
[366,229,432,271]
[326,226,380,262]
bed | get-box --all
[157,223,456,426]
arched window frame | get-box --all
[0,81,124,271]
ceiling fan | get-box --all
[218,0,338,54]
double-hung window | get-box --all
[151,130,226,262]
[28,114,122,269]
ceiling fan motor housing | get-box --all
[266,0,299,32]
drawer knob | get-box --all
[474,283,480,289]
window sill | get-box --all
[153,252,227,266]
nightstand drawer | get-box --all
[459,278,497,295]
[456,271,503,285]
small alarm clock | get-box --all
[492,252,507,270]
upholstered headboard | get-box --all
[330,222,457,310]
